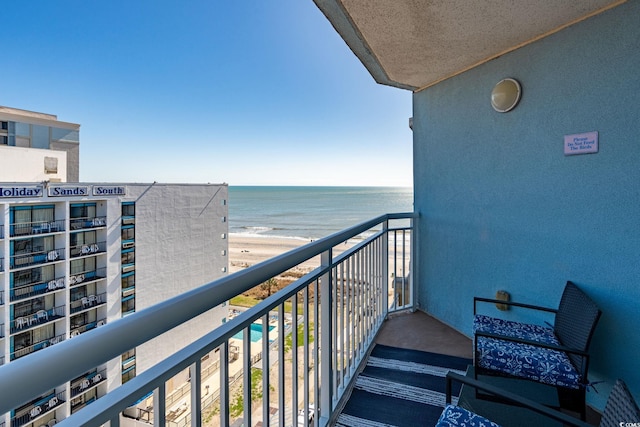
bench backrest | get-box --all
[554,281,602,377]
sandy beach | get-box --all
[228,234,322,274]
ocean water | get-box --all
[228,186,413,241]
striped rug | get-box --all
[336,344,471,427]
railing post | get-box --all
[319,248,332,425]
[382,220,389,314]
[220,342,229,427]
[154,384,166,427]
[190,360,201,427]
[409,216,416,311]
[243,327,251,427]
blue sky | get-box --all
[2,1,412,186]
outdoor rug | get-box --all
[335,344,472,427]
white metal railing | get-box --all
[0,213,416,427]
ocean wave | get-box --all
[240,226,273,233]
[229,232,312,242]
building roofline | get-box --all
[0,106,80,129]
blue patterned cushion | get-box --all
[473,315,558,346]
[436,404,501,427]
[474,315,581,389]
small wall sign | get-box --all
[564,131,598,155]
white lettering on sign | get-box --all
[564,131,598,155]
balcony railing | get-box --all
[69,267,107,287]
[69,241,106,258]
[70,317,107,337]
[11,332,66,361]
[10,248,64,269]
[71,368,107,398]
[10,275,66,302]
[70,216,106,231]
[11,390,65,427]
[10,304,66,334]
[10,219,66,237]
[70,292,107,315]
[0,213,416,427]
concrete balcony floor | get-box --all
[375,310,472,358]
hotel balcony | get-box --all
[10,275,66,302]
[9,248,64,270]
[11,390,65,427]
[69,216,107,231]
[10,332,66,361]
[9,219,66,238]
[10,304,66,334]
[69,241,106,259]
[69,292,107,315]
[70,368,107,398]
[70,316,107,337]
[69,267,107,287]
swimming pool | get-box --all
[232,323,275,342]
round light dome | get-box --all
[491,78,521,113]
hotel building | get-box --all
[0,108,228,426]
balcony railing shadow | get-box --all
[0,213,416,427]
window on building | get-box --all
[122,203,135,217]
[121,226,135,241]
[122,296,135,314]
[70,203,97,220]
[11,265,54,288]
[71,230,97,246]
[71,388,97,414]
[122,349,136,384]
[0,136,7,145]
[11,236,54,256]
[1,121,8,130]
[32,124,50,149]
[122,272,135,289]
[10,205,55,235]
[70,257,97,276]
[121,250,135,265]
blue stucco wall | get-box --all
[413,1,640,408]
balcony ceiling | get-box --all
[313,0,625,90]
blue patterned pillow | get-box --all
[436,404,502,427]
